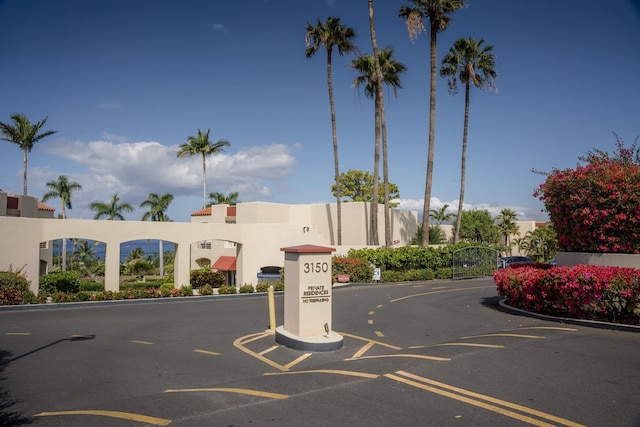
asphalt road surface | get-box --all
[1,278,639,426]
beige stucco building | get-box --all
[0,192,418,294]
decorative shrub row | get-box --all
[332,256,373,283]
[494,265,640,324]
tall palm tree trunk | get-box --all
[202,154,207,209]
[422,25,438,246]
[61,203,68,271]
[371,99,380,246]
[453,83,470,244]
[159,240,164,276]
[327,48,342,245]
[22,149,28,195]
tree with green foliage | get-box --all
[331,170,400,207]
[399,0,466,245]
[411,224,446,245]
[140,192,173,276]
[440,37,497,244]
[458,209,499,245]
[41,175,83,271]
[305,16,357,245]
[494,208,519,256]
[0,113,58,195]
[176,129,230,209]
[208,191,240,206]
[429,203,454,225]
[351,46,407,245]
[89,193,134,220]
[522,225,556,262]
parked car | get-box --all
[546,257,557,266]
[497,256,534,269]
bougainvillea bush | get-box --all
[534,136,640,253]
[494,265,640,325]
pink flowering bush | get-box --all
[494,265,640,325]
[534,135,640,253]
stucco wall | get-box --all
[557,251,640,268]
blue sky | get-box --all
[1,0,639,223]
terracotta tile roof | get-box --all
[191,207,212,216]
[212,256,236,271]
[38,203,55,211]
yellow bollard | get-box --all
[267,285,276,334]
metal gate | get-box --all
[452,246,499,280]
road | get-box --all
[1,278,639,426]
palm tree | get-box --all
[41,175,83,271]
[176,129,230,209]
[0,113,58,195]
[495,208,519,255]
[89,193,134,220]
[140,192,173,276]
[429,203,454,225]
[351,47,407,246]
[399,0,466,246]
[305,17,357,245]
[441,37,497,244]
[208,191,239,206]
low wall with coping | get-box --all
[557,251,640,268]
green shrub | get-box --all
[380,270,404,283]
[39,271,81,295]
[191,267,226,288]
[273,281,284,291]
[402,268,435,281]
[79,281,104,292]
[255,283,270,293]
[218,285,236,294]
[239,285,254,293]
[435,267,453,279]
[199,284,214,295]
[180,285,193,296]
[159,283,174,297]
[0,267,33,305]
[332,256,373,283]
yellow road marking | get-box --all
[369,311,375,315]
[505,327,578,332]
[36,410,171,425]
[367,319,373,324]
[5,332,30,336]
[389,286,493,303]
[265,369,379,379]
[338,332,402,350]
[283,353,312,370]
[409,343,504,349]
[234,332,289,371]
[375,331,385,338]
[461,334,545,340]
[193,349,220,356]
[131,340,153,345]
[347,354,450,362]
[165,387,288,399]
[259,345,280,356]
[376,305,383,308]
[352,341,375,359]
[388,371,585,427]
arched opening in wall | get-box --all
[191,239,239,287]
[49,238,107,279]
[195,257,211,268]
[121,239,176,281]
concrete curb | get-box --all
[498,299,640,333]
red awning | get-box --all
[212,256,236,271]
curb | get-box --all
[498,299,640,333]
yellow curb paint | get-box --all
[283,353,312,370]
[234,332,289,371]
[264,369,379,379]
[36,410,171,425]
[165,387,288,399]
[351,341,375,359]
[258,345,280,356]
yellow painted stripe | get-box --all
[6,332,30,336]
[391,371,585,427]
[461,334,545,340]
[233,332,288,371]
[165,387,288,399]
[283,352,312,370]
[369,311,375,315]
[338,331,402,350]
[389,286,493,303]
[374,331,385,338]
[259,345,280,356]
[505,327,578,332]
[264,369,379,379]
[193,349,220,356]
[376,305,383,308]
[351,341,375,359]
[347,354,450,362]
[131,340,154,345]
[36,410,171,425]
[367,319,373,324]
[409,343,504,349]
